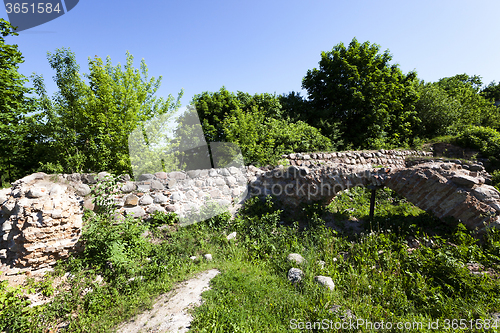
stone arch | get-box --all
[247,162,500,235]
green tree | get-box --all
[481,81,500,104]
[413,81,461,138]
[301,38,420,149]
[222,106,334,166]
[192,87,284,143]
[0,19,35,184]
[30,48,182,175]
[278,91,311,123]
[436,74,500,130]
[189,87,336,166]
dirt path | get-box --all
[115,269,220,333]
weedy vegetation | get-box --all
[1,181,500,333]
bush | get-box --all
[492,170,500,191]
[223,108,334,166]
[455,125,500,167]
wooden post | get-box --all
[369,186,376,224]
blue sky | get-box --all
[2,0,500,106]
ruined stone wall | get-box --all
[282,149,432,167]
[0,173,85,271]
[3,149,499,273]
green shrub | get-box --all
[0,281,36,332]
[456,126,500,157]
[492,170,500,191]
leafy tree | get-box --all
[30,48,182,175]
[222,106,333,166]
[436,74,500,130]
[278,91,311,123]
[481,81,500,104]
[413,81,461,138]
[301,37,420,149]
[0,19,35,184]
[189,87,335,166]
[192,87,283,143]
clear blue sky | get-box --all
[2,0,500,106]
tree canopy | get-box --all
[301,38,420,149]
[435,74,499,130]
[30,48,182,175]
[0,19,35,184]
[190,87,335,166]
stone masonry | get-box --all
[1,149,500,273]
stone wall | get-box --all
[0,166,253,271]
[2,148,499,273]
[0,173,85,270]
[282,149,432,167]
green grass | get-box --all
[1,187,500,332]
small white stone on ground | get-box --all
[314,276,335,290]
[287,253,305,265]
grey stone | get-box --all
[2,201,16,216]
[150,180,164,190]
[228,167,240,175]
[154,172,168,180]
[169,172,186,180]
[51,209,62,219]
[73,184,91,196]
[136,184,151,192]
[187,170,200,178]
[469,164,485,171]
[153,193,169,204]
[1,221,13,232]
[139,195,154,205]
[123,206,145,218]
[214,178,226,186]
[171,192,185,202]
[451,175,479,187]
[137,174,154,181]
[287,253,305,265]
[226,231,237,240]
[314,276,335,290]
[97,172,111,181]
[66,173,81,182]
[219,168,230,176]
[119,174,131,182]
[146,205,165,214]
[287,268,303,283]
[472,185,500,201]
[121,182,136,193]
[225,176,237,186]
[204,254,213,261]
[28,187,47,198]
[81,174,97,184]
